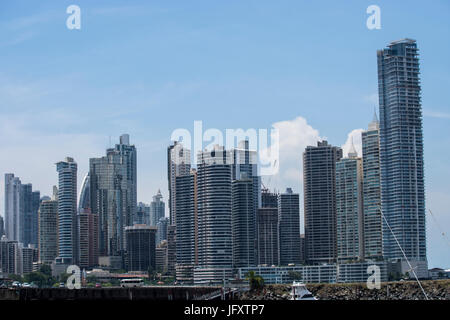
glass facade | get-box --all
[195,146,233,282]
[150,190,165,226]
[336,154,364,263]
[362,116,383,260]
[278,188,301,265]
[38,199,58,264]
[303,141,343,264]
[377,39,427,264]
[232,178,256,269]
[89,135,137,259]
[56,157,78,264]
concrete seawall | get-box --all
[0,286,224,301]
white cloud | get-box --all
[423,110,450,120]
[261,117,366,196]
[261,116,324,195]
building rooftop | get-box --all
[389,38,416,45]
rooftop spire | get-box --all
[368,107,380,131]
[372,107,378,122]
[348,137,358,158]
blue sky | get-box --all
[0,0,449,268]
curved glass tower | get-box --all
[56,157,78,264]
[78,173,90,212]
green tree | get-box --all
[8,274,24,283]
[24,272,47,287]
[59,273,70,283]
[86,275,98,284]
[245,271,265,292]
[148,266,157,281]
[39,264,52,277]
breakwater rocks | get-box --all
[239,280,450,300]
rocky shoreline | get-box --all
[239,279,450,300]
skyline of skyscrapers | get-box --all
[0,39,434,283]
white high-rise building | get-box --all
[167,141,191,226]
[194,145,233,285]
[4,174,21,242]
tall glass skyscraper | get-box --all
[232,177,256,269]
[136,202,150,225]
[56,157,78,264]
[150,190,165,226]
[278,188,301,265]
[362,113,383,260]
[21,184,40,248]
[377,39,427,275]
[167,142,191,226]
[38,188,58,265]
[90,134,137,260]
[78,173,91,213]
[175,169,198,283]
[4,174,21,242]
[231,140,260,266]
[194,145,233,284]
[303,141,342,264]
[336,145,364,263]
[257,189,279,266]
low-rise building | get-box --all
[238,261,389,284]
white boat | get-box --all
[290,281,317,300]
